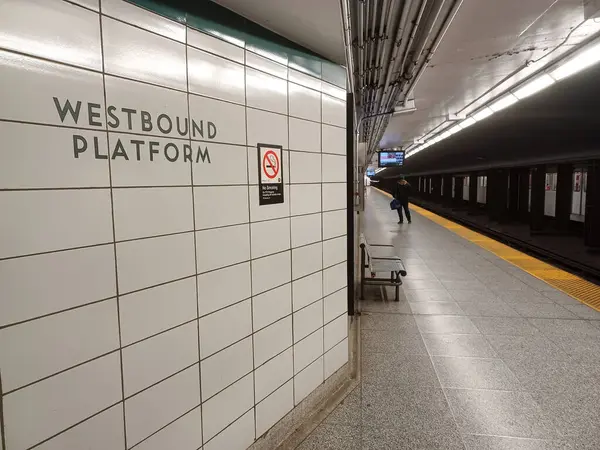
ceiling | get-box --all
[211,0,345,64]
[379,58,600,177]
[380,0,600,150]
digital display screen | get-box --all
[378,151,405,167]
[366,168,375,177]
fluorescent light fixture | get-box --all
[375,168,386,173]
[446,124,462,135]
[513,73,555,99]
[458,117,477,129]
[551,41,600,80]
[472,107,494,121]
[489,93,518,112]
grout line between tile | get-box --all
[0,370,5,450]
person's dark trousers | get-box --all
[397,201,412,223]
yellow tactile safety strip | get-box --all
[373,188,600,311]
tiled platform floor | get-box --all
[295,188,600,450]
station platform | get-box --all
[295,187,600,450]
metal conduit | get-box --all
[342,0,462,164]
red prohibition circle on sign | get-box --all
[262,150,280,179]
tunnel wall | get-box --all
[0,1,348,449]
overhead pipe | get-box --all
[340,0,356,94]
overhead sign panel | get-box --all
[378,151,405,167]
[258,143,284,205]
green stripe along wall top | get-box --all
[129,0,347,88]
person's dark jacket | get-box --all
[394,182,411,202]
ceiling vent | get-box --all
[584,0,600,20]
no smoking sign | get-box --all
[258,143,284,205]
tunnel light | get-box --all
[489,93,518,112]
[551,41,600,80]
[472,107,494,121]
[513,74,555,99]
[446,124,462,136]
[458,117,477,129]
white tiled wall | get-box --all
[0,1,348,449]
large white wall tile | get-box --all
[293,328,323,374]
[255,380,293,437]
[188,29,244,64]
[197,262,251,317]
[201,337,253,400]
[324,288,347,324]
[255,348,293,402]
[291,213,322,248]
[290,184,321,216]
[252,283,292,331]
[102,0,186,42]
[35,405,124,450]
[323,262,347,296]
[253,317,292,367]
[324,338,348,378]
[202,373,254,442]
[0,0,101,70]
[322,183,346,211]
[196,225,250,273]
[0,245,116,327]
[251,218,290,259]
[0,300,119,392]
[109,133,192,187]
[3,353,122,450]
[204,409,255,450]
[0,50,104,128]
[104,75,188,138]
[323,236,346,268]
[246,108,288,148]
[0,189,113,258]
[293,300,323,343]
[322,154,346,183]
[324,314,347,351]
[193,143,248,185]
[246,67,287,114]
[288,69,321,91]
[135,407,202,450]
[292,271,323,312]
[194,186,249,229]
[102,17,186,91]
[246,51,287,79]
[292,242,322,280]
[199,300,252,358]
[289,118,321,153]
[120,277,197,346]
[249,185,290,222]
[290,152,321,184]
[252,251,291,295]
[189,94,246,145]
[322,83,346,100]
[323,210,347,239]
[122,322,199,397]
[294,356,323,405]
[188,47,245,104]
[289,84,321,122]
[322,124,346,155]
[113,187,193,241]
[116,232,196,294]
[125,365,201,447]
[67,0,99,11]
[0,123,109,189]
[322,94,346,127]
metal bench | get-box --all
[359,234,407,302]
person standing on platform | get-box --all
[394,177,412,224]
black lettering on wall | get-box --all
[112,139,129,160]
[131,140,144,161]
[176,117,188,137]
[73,135,87,158]
[197,146,211,164]
[107,105,120,128]
[93,136,107,160]
[164,143,179,162]
[183,144,192,163]
[141,111,153,132]
[208,122,217,139]
[54,98,82,124]
[88,103,102,127]
[157,114,173,134]
[149,141,159,162]
[191,119,203,138]
[122,108,136,130]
